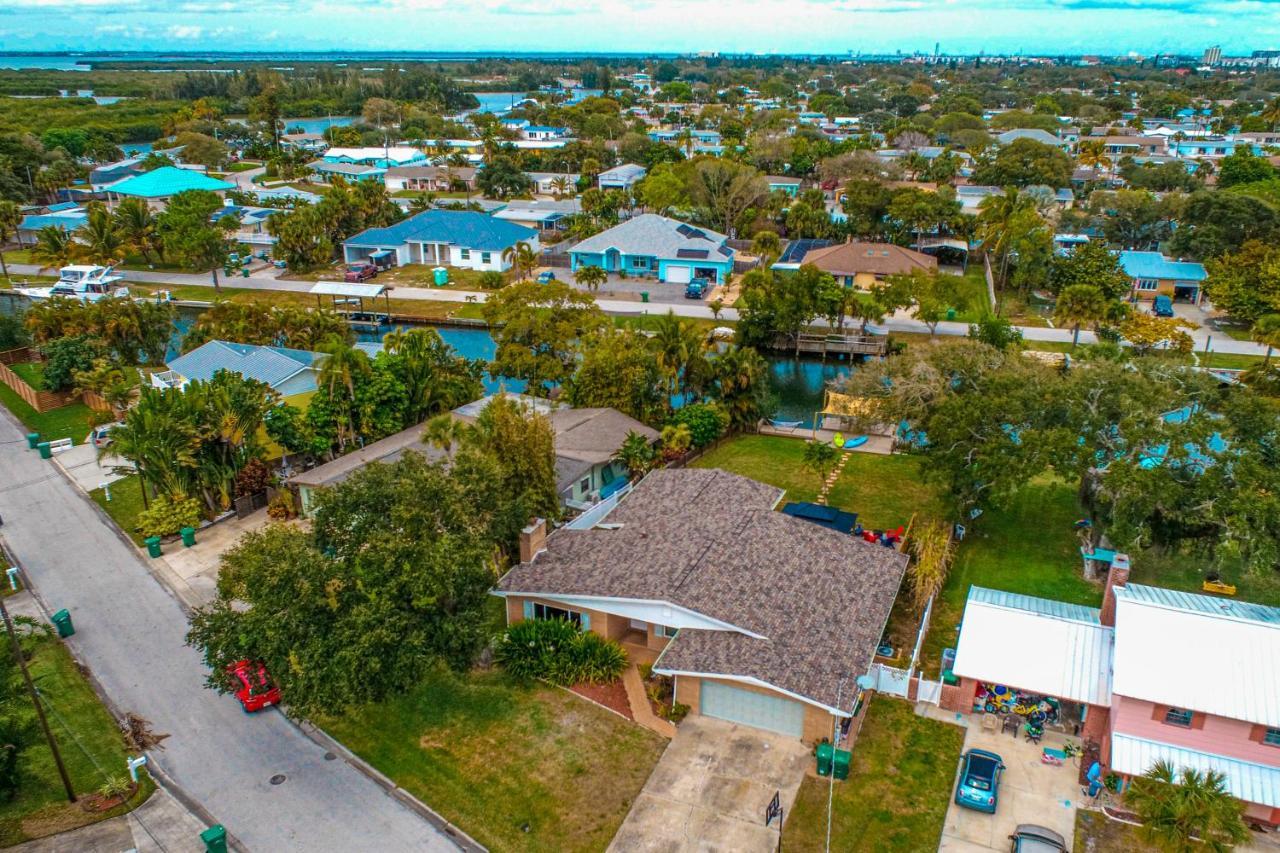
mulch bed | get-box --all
[570,680,633,720]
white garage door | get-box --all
[700,681,805,737]
[665,265,692,284]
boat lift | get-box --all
[309,281,394,330]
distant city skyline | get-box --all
[1,0,1279,58]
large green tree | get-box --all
[482,280,608,396]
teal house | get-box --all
[569,213,734,285]
[106,166,234,203]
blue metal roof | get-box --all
[167,340,321,391]
[19,213,87,232]
[109,166,234,198]
[344,209,537,252]
[967,586,1102,624]
[1118,250,1207,282]
[1119,583,1280,625]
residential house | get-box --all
[308,160,385,184]
[494,467,908,742]
[569,213,734,284]
[289,394,656,515]
[210,201,278,247]
[88,156,146,192]
[383,165,477,193]
[996,128,1072,150]
[598,163,647,191]
[281,132,328,154]
[342,209,538,271]
[1118,250,1207,306]
[950,559,1280,828]
[152,340,325,402]
[103,166,234,205]
[1100,136,1166,157]
[526,172,580,195]
[1169,139,1260,159]
[493,199,581,233]
[322,146,428,169]
[766,175,803,197]
[17,203,87,245]
[521,125,569,142]
[794,242,937,289]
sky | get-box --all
[1,0,1279,57]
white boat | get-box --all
[15,265,128,303]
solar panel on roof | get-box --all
[676,224,695,236]
[676,249,709,259]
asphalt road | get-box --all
[0,411,458,852]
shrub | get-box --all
[662,702,690,723]
[138,495,203,538]
[267,490,297,521]
[495,618,628,685]
[477,271,506,290]
[0,315,28,351]
[40,335,106,392]
[234,458,271,498]
[669,402,728,448]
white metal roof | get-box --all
[309,281,387,299]
[1113,584,1280,727]
[1110,734,1280,809]
[952,586,1114,707]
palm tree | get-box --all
[1124,760,1249,853]
[0,200,20,279]
[113,197,161,266]
[30,225,79,271]
[750,230,783,266]
[550,175,572,198]
[976,187,1037,294]
[1076,140,1113,175]
[614,430,657,478]
[712,344,769,432]
[422,412,473,453]
[574,264,607,293]
[81,205,125,266]
[650,311,709,400]
[1054,284,1108,349]
[502,241,538,281]
[1251,313,1280,366]
[317,341,371,450]
[1260,96,1280,132]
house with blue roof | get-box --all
[342,209,539,271]
[156,340,325,401]
[598,163,647,191]
[1118,250,1207,307]
[17,205,88,244]
[569,213,734,285]
[106,166,234,203]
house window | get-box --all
[1264,728,1280,747]
[1137,279,1159,292]
[631,256,647,269]
[1163,707,1195,727]
[656,625,679,639]
[532,602,581,625]
[481,252,491,264]
[460,248,471,260]
[579,477,591,494]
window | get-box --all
[532,602,581,625]
[657,625,679,639]
[1137,279,1159,292]
[1164,707,1195,727]
[460,248,471,260]
[1265,728,1280,747]
[481,252,491,264]
[631,256,648,269]
[579,477,591,494]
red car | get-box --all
[344,263,377,282]
[228,660,281,713]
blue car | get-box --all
[955,749,1004,813]
[537,271,558,284]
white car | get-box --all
[90,422,124,449]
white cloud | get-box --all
[166,23,204,38]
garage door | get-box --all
[665,265,692,284]
[700,681,804,737]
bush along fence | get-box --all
[0,347,112,414]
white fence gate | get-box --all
[916,678,943,705]
[871,663,912,698]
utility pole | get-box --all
[0,577,75,802]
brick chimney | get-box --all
[518,518,547,564]
[1099,552,1131,627]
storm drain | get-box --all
[269,774,286,785]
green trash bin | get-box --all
[833,748,851,781]
[37,442,51,460]
[180,526,197,548]
[640,291,649,303]
[200,824,227,853]
[51,609,74,638]
[145,536,163,558]
[942,669,959,686]
[815,741,833,777]
[946,307,957,321]
[25,433,39,449]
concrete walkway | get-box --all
[12,785,209,853]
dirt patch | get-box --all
[569,680,632,720]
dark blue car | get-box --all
[955,749,1005,813]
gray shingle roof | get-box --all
[497,468,908,711]
[570,214,731,261]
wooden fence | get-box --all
[0,346,33,366]
[0,360,78,413]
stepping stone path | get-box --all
[816,450,850,506]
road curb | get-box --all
[295,720,487,853]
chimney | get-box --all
[1100,552,1131,627]
[518,518,547,564]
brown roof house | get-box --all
[494,468,908,742]
[799,241,937,290]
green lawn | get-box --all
[785,697,964,851]
[0,635,154,846]
[8,362,43,388]
[91,475,147,546]
[225,161,262,172]
[0,380,94,444]
[319,669,664,853]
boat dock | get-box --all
[771,332,888,358]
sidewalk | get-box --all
[12,785,210,853]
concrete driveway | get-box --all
[937,712,1080,851]
[609,716,810,853]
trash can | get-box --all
[833,748,851,781]
[180,526,197,548]
[241,268,250,278]
[942,669,959,686]
[946,307,957,321]
[37,441,51,460]
[816,741,833,777]
[433,266,448,286]
[640,291,649,303]
[200,825,227,853]
[145,536,163,558]
[25,433,39,449]
[51,609,74,638]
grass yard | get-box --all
[0,635,154,846]
[0,380,94,444]
[90,475,147,546]
[785,697,964,851]
[320,669,664,853]
[8,362,43,389]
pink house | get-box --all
[951,556,1280,827]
